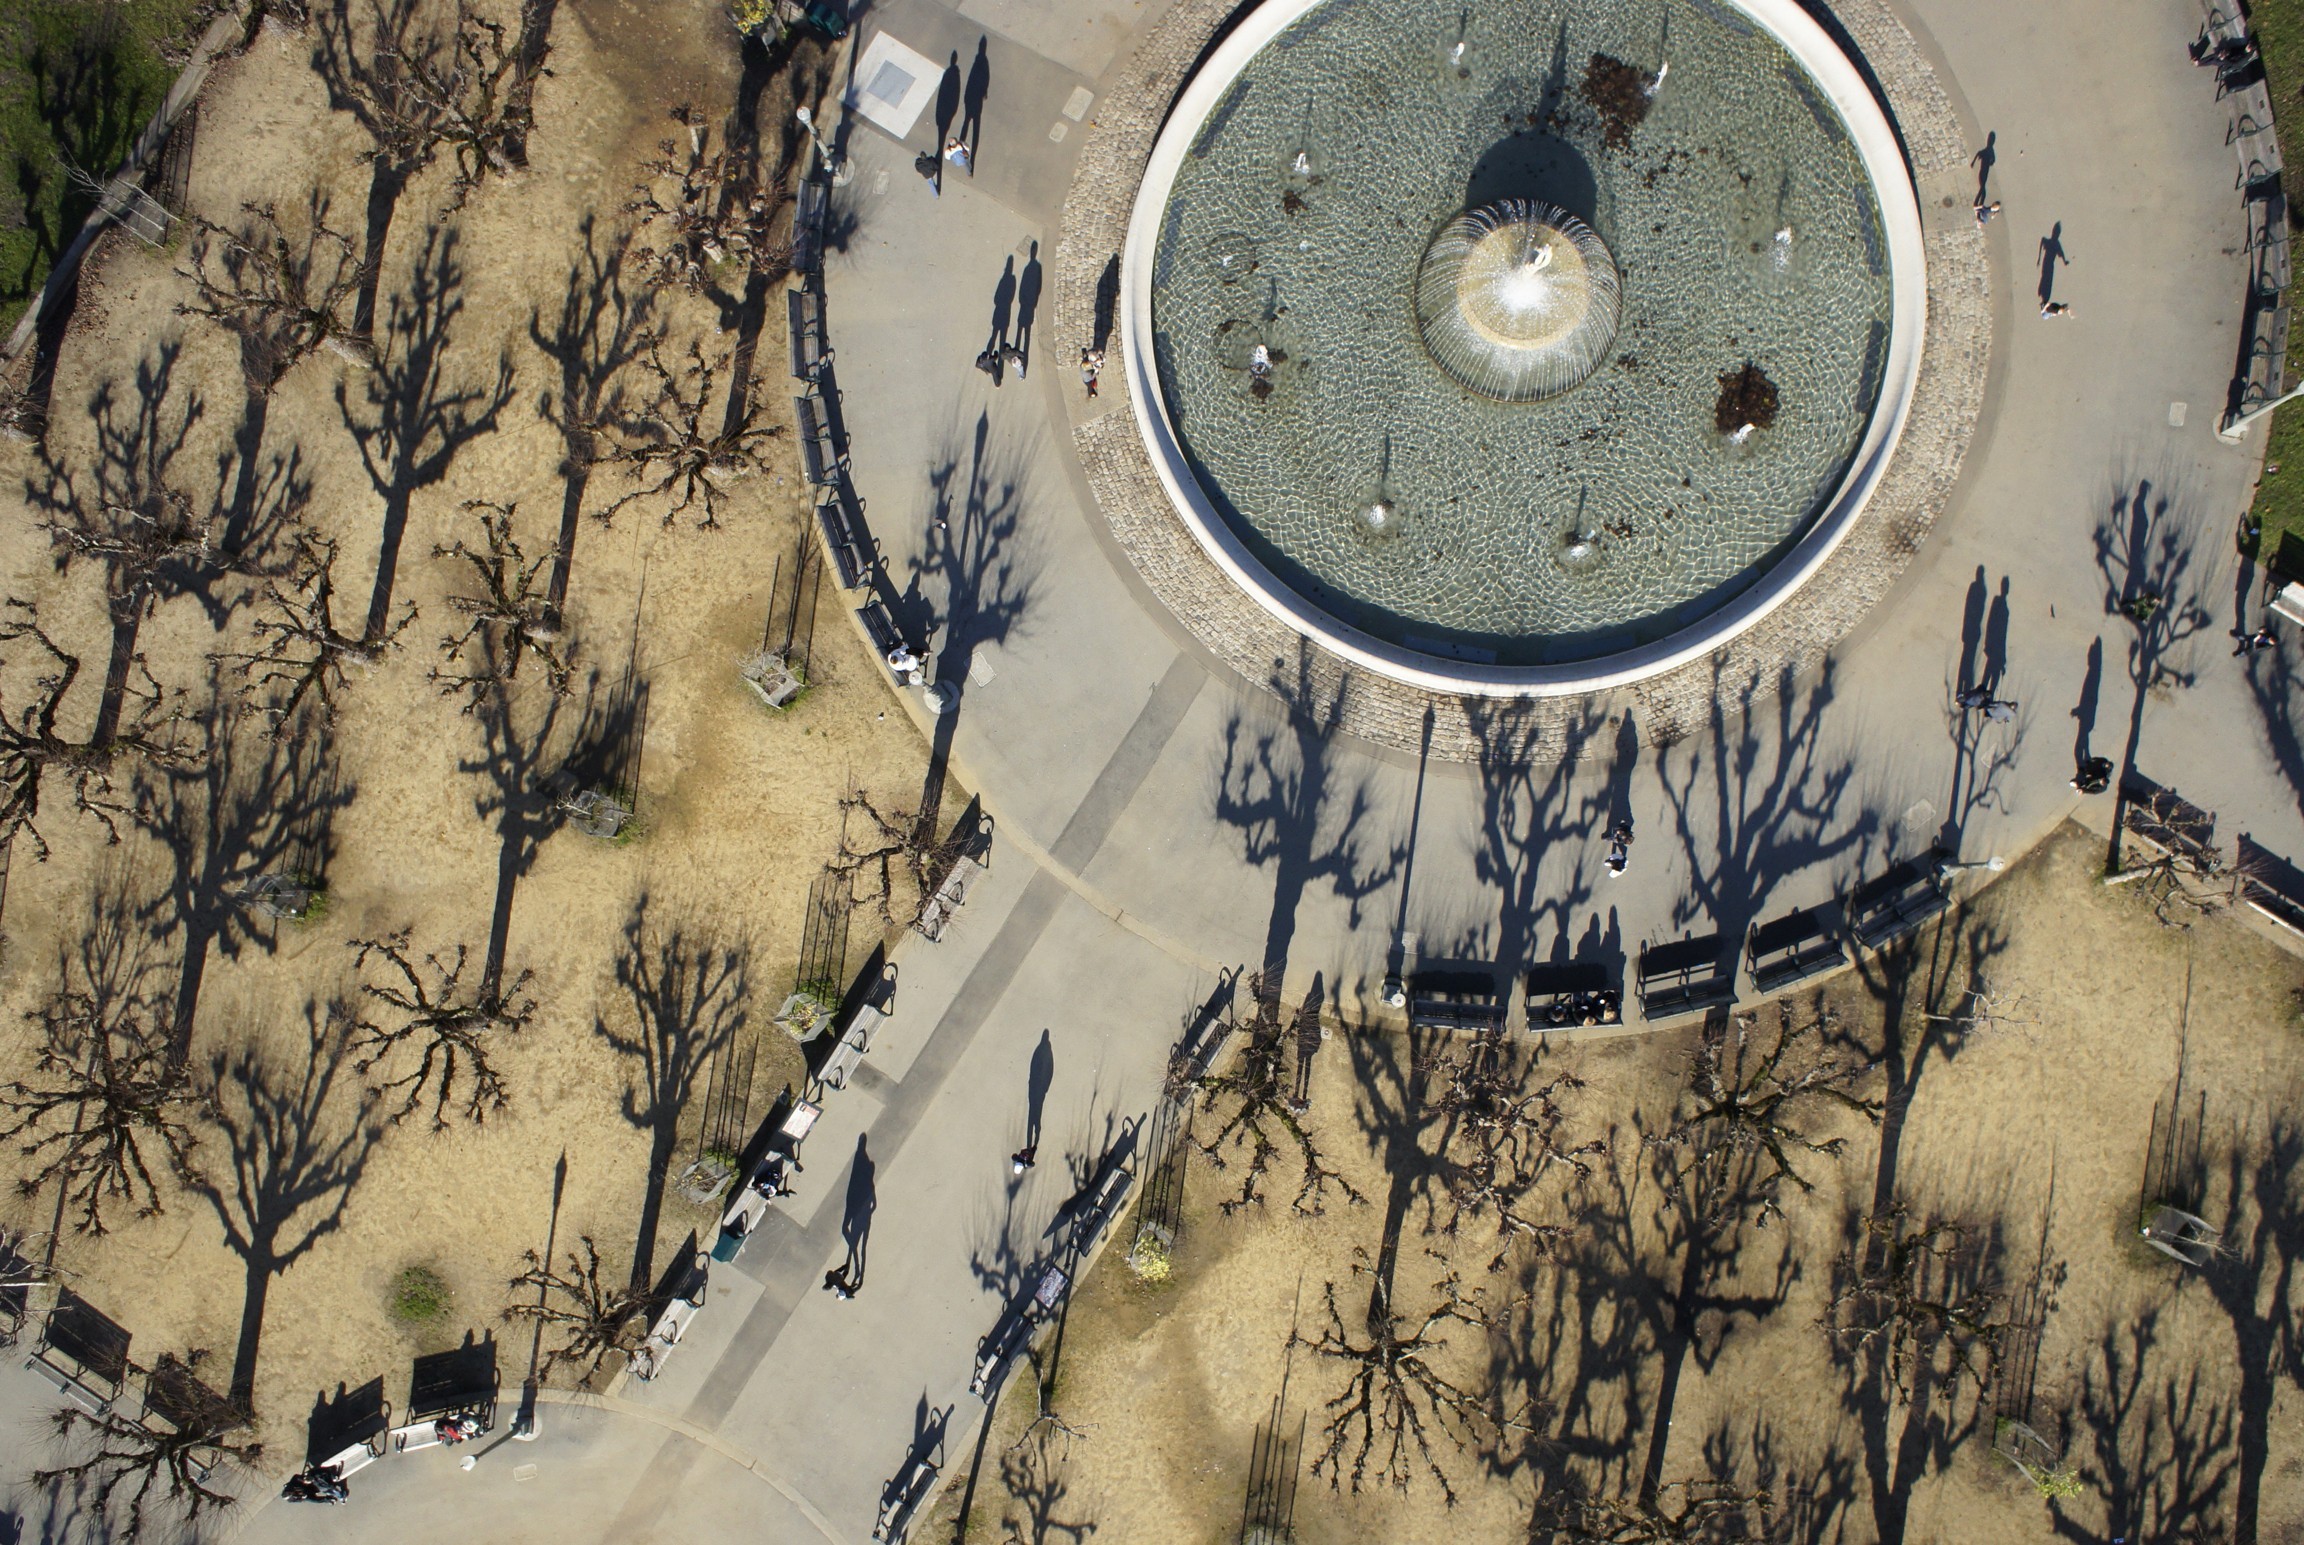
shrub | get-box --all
[389,1265,451,1323]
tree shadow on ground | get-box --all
[2050,1307,2236,1544]
[337,223,514,642]
[2095,474,2214,870]
[132,674,351,1064]
[593,894,747,1293]
[1657,662,1873,944]
[195,1002,384,1407]
[1212,644,1404,998]
[457,640,580,993]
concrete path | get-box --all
[6,1,2296,1542]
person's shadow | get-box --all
[1971,131,1996,207]
[2073,635,2102,768]
[1015,242,1043,372]
[2037,222,2069,307]
[962,37,991,165]
[841,1134,876,1288]
[934,50,962,189]
[1025,1028,1053,1152]
[988,255,1017,355]
[1982,575,2012,695]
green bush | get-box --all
[389,1265,451,1324]
[0,0,203,334]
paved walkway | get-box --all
[8,1,2297,1542]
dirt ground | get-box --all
[940,823,2304,1544]
[0,0,930,1472]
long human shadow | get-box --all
[593,894,748,1293]
[906,409,1038,841]
[2050,1308,2236,1543]
[2094,475,2214,869]
[1656,660,1874,943]
[1212,643,1404,998]
[195,1003,385,1407]
[338,223,515,643]
[1936,568,2025,857]
[530,216,661,621]
[131,670,353,1067]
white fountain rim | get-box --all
[1121,0,1928,699]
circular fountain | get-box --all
[1119,0,1927,696]
[1416,201,1622,402]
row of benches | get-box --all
[1396,851,1957,1034]
[785,177,932,690]
[2206,2,2296,429]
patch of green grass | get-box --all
[2248,0,2304,570]
[388,1264,452,1324]
[0,0,205,336]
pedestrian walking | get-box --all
[1604,818,1634,879]
[2235,625,2278,656]
[944,136,972,173]
[2070,755,2113,794]
[1956,685,1990,709]
[1080,347,1104,398]
[2040,300,2075,319]
[1002,343,1027,378]
[915,151,941,195]
[1975,200,2002,226]
[822,1266,856,1299]
[1010,1145,1037,1174]
[1983,698,2016,723]
[975,346,1001,384]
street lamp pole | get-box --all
[794,105,853,187]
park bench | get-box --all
[915,811,993,943]
[792,177,830,275]
[390,1338,496,1453]
[1523,960,1623,1030]
[818,964,896,1092]
[2237,835,2304,939]
[1407,967,1506,1033]
[2271,580,2304,629]
[1846,857,1950,951]
[815,480,874,590]
[787,287,833,383]
[1746,904,1849,995]
[714,1100,820,1263]
[1637,934,1735,1022]
[630,1250,709,1382]
[795,393,844,488]
[138,1354,245,1481]
[970,1264,1068,1397]
[29,1289,130,1413]
[307,1378,390,1482]
[2119,774,2220,869]
[856,600,915,675]
[873,1452,939,1543]
[1067,1165,1136,1258]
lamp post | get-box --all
[1936,854,2006,882]
[794,105,853,187]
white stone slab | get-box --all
[845,32,941,142]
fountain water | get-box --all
[1415,200,1622,402]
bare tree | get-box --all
[1822,1206,2006,1403]
[33,1351,259,1542]
[1650,1005,1882,1224]
[0,991,203,1235]
[349,932,535,1128]
[595,338,783,529]
[0,603,189,859]
[1535,1479,1774,1544]
[322,0,553,206]
[176,195,368,390]
[1300,1250,1505,1505]
[428,499,571,708]
[1428,1031,1602,1268]
[215,534,414,729]
[1193,976,1365,1217]
[1922,974,2034,1042]
[823,788,943,926]
[503,1234,648,1380]
[625,105,789,294]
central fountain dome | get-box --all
[1416,200,1622,402]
